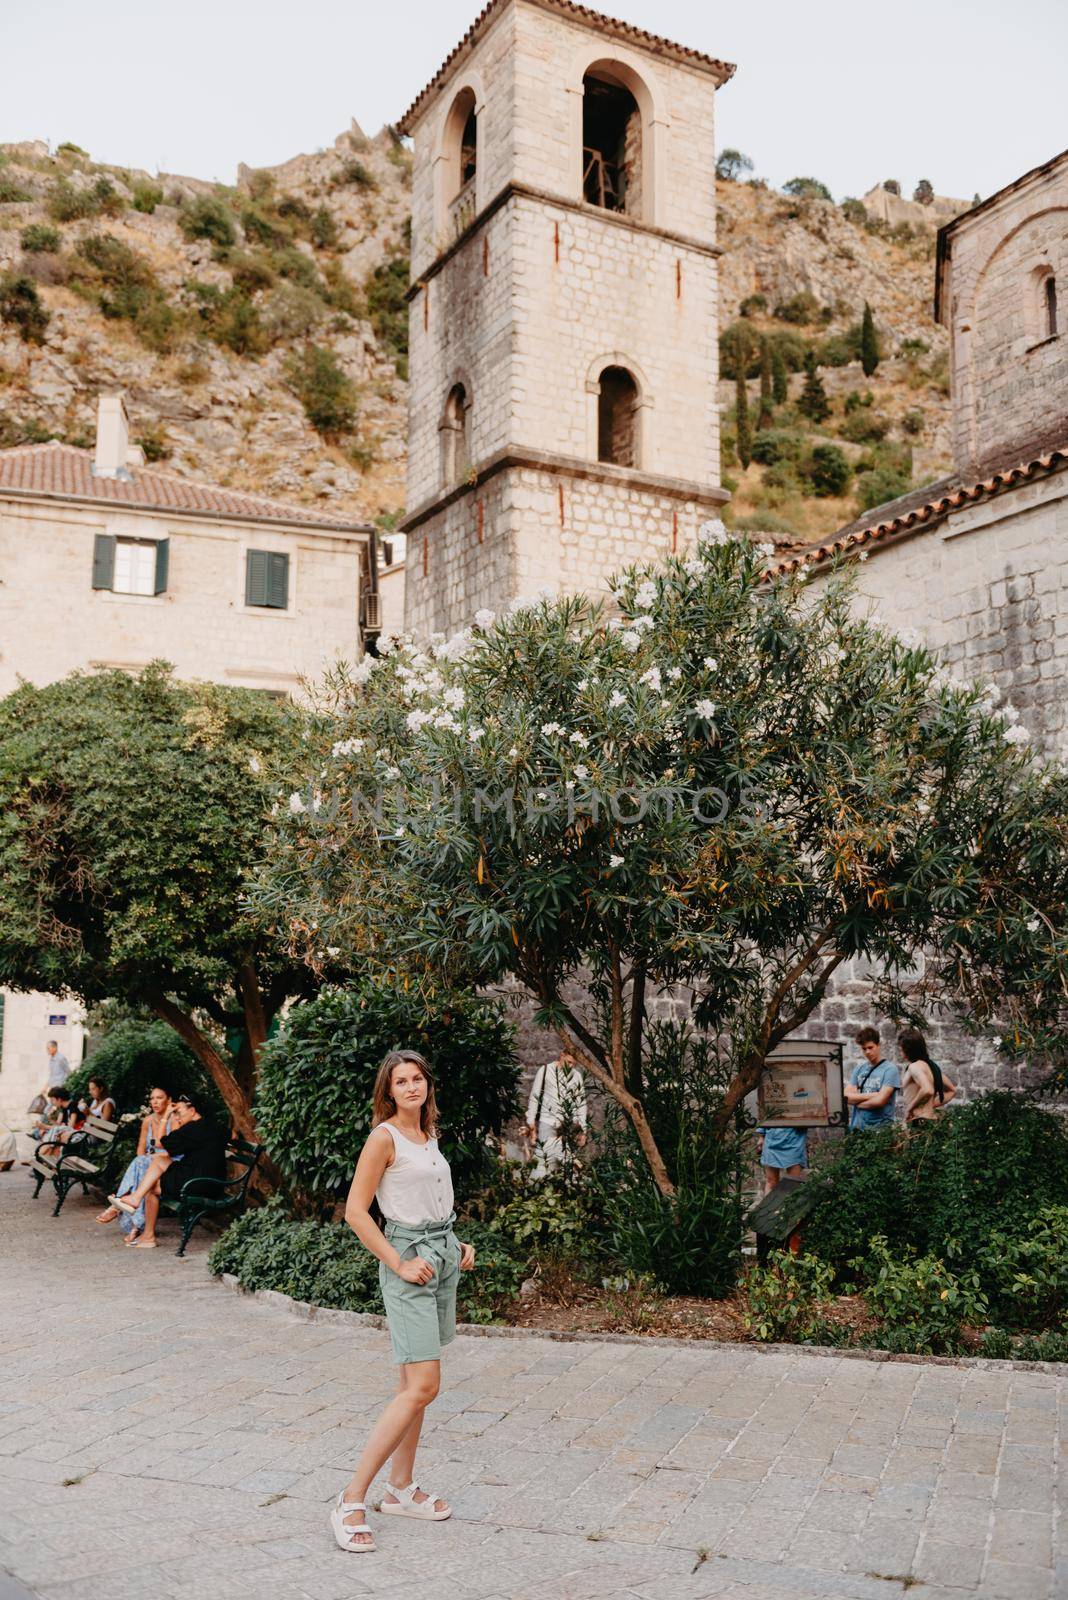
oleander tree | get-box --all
[257,527,1068,1197]
[0,664,321,1144]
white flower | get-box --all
[699,518,729,546]
[248,756,261,775]
[1002,703,1020,724]
[703,657,718,671]
[351,655,376,685]
[406,709,433,732]
[332,737,364,758]
[326,947,340,959]
[541,720,565,737]
[694,699,716,720]
[606,616,622,630]
[433,712,461,732]
[443,686,465,710]
[756,541,776,559]
[683,558,704,577]
[288,792,306,814]
[857,550,870,562]
[395,826,406,837]
[410,652,430,671]
[632,614,655,633]
[569,731,589,748]
[620,630,642,653]
[609,854,625,869]
[474,607,495,629]
[564,780,575,792]
[667,667,682,681]
[634,581,657,610]
[377,634,396,655]
[384,765,400,780]
[640,666,662,692]
[1003,724,1030,746]
[508,746,518,759]
[468,726,484,743]
[609,690,626,709]
[1026,917,1041,933]
[574,764,589,780]
[430,631,446,646]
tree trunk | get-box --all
[560,1028,677,1199]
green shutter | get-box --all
[153,537,169,595]
[267,552,289,610]
[92,533,115,590]
[245,548,269,606]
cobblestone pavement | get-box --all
[1,1174,1064,1600]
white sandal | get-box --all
[380,1480,451,1521]
[330,1491,376,1551]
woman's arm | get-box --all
[344,1129,433,1284]
[137,1116,150,1157]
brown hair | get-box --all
[372,1049,439,1137]
[855,1026,880,1047]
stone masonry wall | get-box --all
[943,156,1068,475]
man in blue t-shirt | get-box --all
[845,1026,901,1130]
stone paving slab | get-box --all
[0,1172,1064,1599]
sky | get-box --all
[5,0,1066,203]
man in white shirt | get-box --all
[524,1049,588,1177]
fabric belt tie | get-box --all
[383,1212,458,1276]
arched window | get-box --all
[597,366,639,467]
[1043,273,1058,339]
[582,69,642,217]
[441,383,469,484]
[441,87,478,214]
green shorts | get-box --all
[379,1215,461,1366]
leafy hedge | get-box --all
[252,982,520,1208]
[207,1205,523,1324]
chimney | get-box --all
[93,392,131,479]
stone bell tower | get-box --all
[397,0,735,636]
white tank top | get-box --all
[375,1122,454,1226]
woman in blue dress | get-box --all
[757,1124,809,1193]
[96,1086,180,1244]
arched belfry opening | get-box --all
[582,68,643,216]
[441,383,469,484]
[441,85,478,214]
[597,366,639,467]
[1043,272,1058,339]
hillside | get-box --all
[0,138,955,544]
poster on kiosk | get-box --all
[746,1040,846,1129]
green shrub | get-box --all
[310,206,339,250]
[741,1250,836,1342]
[805,443,852,497]
[189,281,269,356]
[285,344,359,434]
[20,223,61,253]
[270,245,322,292]
[131,181,164,214]
[773,290,820,325]
[490,1177,592,1263]
[207,1205,522,1324]
[751,427,806,467]
[180,194,236,248]
[975,1208,1068,1330]
[739,293,766,318]
[240,203,287,247]
[228,251,276,293]
[89,176,125,217]
[56,142,88,158]
[47,178,99,221]
[63,1017,224,1123]
[856,464,911,511]
[0,177,33,204]
[137,421,171,462]
[841,198,867,225]
[844,389,873,414]
[252,981,520,1209]
[902,408,925,436]
[264,282,323,342]
[0,275,49,345]
[839,410,890,444]
[855,1236,987,1355]
[783,177,832,201]
[364,254,409,377]
[334,158,377,192]
[72,233,177,350]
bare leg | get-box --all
[763,1165,781,1195]
[384,1367,448,1513]
[115,1152,171,1206]
[341,1361,442,1543]
[137,1188,161,1245]
[783,1163,803,1180]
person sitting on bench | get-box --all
[109,1090,227,1249]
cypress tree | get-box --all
[860,302,879,377]
[735,369,752,468]
[798,350,830,424]
[758,338,773,428]
[771,342,788,406]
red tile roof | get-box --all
[764,444,1068,579]
[397,0,735,134]
[0,440,372,534]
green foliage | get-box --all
[771,342,789,405]
[840,198,868,225]
[228,251,276,294]
[986,1327,1068,1363]
[46,178,98,222]
[334,158,378,192]
[364,254,409,379]
[902,408,925,436]
[860,302,880,377]
[310,206,339,250]
[741,1251,836,1342]
[252,982,519,1208]
[805,443,852,497]
[751,427,806,467]
[856,463,911,510]
[56,142,88,158]
[734,370,752,469]
[20,223,61,254]
[0,177,33,203]
[773,291,820,325]
[189,281,269,356]
[797,351,830,422]
[131,181,164,214]
[855,1236,987,1355]
[264,283,323,343]
[63,1018,221,1121]
[739,293,766,318]
[0,275,49,345]
[839,409,890,444]
[490,1178,591,1263]
[783,177,833,201]
[974,1208,1068,1330]
[137,421,171,462]
[716,149,753,183]
[180,194,236,248]
[285,344,358,435]
[208,1204,522,1324]
[270,246,322,292]
[72,233,177,351]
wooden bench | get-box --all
[31,1113,120,1216]
[159,1136,264,1257]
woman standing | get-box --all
[96,1085,176,1243]
[332,1049,475,1553]
[898,1029,957,1123]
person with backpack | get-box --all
[843,1026,901,1131]
[524,1049,587,1177]
[898,1028,957,1123]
